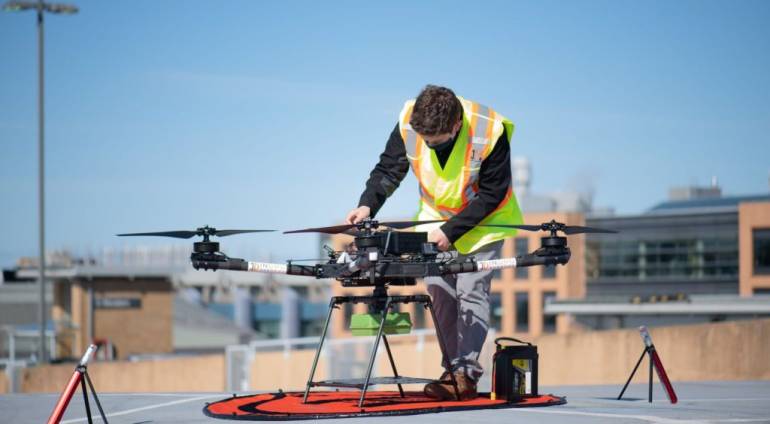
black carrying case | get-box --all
[491,337,539,400]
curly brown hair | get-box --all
[409,85,463,136]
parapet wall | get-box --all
[536,317,770,385]
[20,354,224,393]
[16,318,770,393]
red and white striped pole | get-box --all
[46,344,98,424]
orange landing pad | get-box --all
[203,391,566,420]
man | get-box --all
[345,85,523,400]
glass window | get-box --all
[587,234,739,281]
[300,319,324,337]
[542,265,556,279]
[542,291,557,333]
[515,292,529,333]
[754,229,770,275]
[489,292,502,331]
[515,238,529,280]
[254,320,280,339]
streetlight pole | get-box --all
[3,0,78,364]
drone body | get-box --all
[118,219,615,289]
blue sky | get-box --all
[1,0,769,267]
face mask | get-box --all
[426,136,455,152]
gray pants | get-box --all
[425,240,503,382]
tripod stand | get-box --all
[47,344,109,424]
[617,326,678,404]
[617,344,656,403]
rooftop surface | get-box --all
[1,381,768,423]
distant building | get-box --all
[0,247,330,361]
[548,183,770,330]
[667,177,722,201]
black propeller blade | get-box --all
[117,227,275,238]
[284,223,357,235]
[561,225,617,235]
[478,224,543,232]
[117,230,199,239]
[215,230,275,237]
[380,220,445,229]
[284,219,446,235]
[480,221,617,235]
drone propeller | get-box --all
[480,220,617,235]
[284,219,445,235]
[117,226,275,239]
[380,220,445,229]
[560,225,618,235]
[284,223,358,235]
[117,230,201,239]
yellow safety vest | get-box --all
[399,96,523,254]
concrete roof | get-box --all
[2,381,768,423]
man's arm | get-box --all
[357,123,410,217]
[439,130,512,243]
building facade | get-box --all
[549,196,770,330]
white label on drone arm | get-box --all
[247,262,288,274]
[476,257,517,271]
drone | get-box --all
[118,219,616,407]
[117,219,616,291]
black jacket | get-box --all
[358,122,512,243]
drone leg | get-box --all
[358,298,391,409]
[427,299,460,400]
[303,297,337,404]
[382,334,404,398]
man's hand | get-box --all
[345,206,371,225]
[428,228,451,251]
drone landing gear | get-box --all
[303,291,460,409]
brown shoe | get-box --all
[424,371,477,401]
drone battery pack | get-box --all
[491,337,538,401]
[350,312,412,336]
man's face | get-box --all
[421,119,462,146]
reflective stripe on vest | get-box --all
[399,96,523,253]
